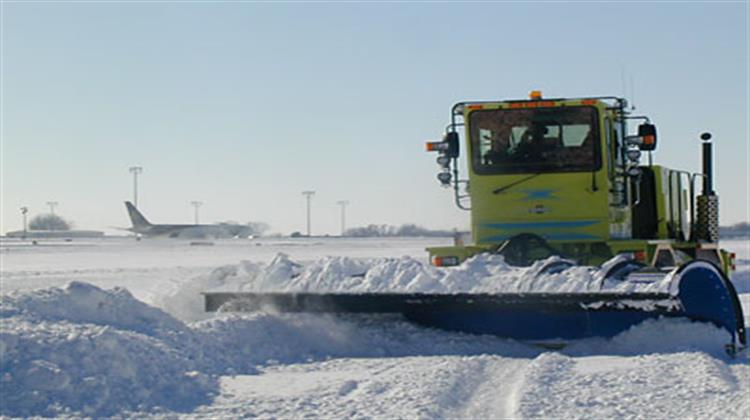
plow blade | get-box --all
[203,260,746,351]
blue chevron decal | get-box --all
[518,189,558,201]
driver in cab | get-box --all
[513,124,549,161]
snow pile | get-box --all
[0,282,535,417]
[564,318,733,357]
[200,253,674,295]
[1,280,187,334]
[155,264,245,322]
[0,283,219,417]
[2,280,745,418]
[1,319,216,417]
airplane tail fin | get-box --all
[125,201,152,229]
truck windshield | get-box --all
[469,106,600,174]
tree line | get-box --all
[344,224,456,238]
[28,214,72,231]
[719,222,750,238]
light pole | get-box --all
[302,190,315,237]
[190,201,203,224]
[336,200,349,236]
[129,166,143,208]
[20,207,28,236]
[45,201,59,231]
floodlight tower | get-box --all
[129,166,143,208]
[336,200,349,236]
[45,201,59,231]
[302,190,315,237]
[20,207,28,235]
[190,201,203,224]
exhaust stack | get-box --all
[695,133,719,243]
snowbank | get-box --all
[1,280,745,418]
[3,245,748,418]
[154,264,244,322]
[0,282,216,417]
[0,282,532,417]
[154,252,746,327]
[197,252,675,295]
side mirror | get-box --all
[637,123,657,151]
[443,132,460,158]
[426,131,460,188]
[426,132,459,158]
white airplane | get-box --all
[124,201,255,238]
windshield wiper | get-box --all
[493,172,542,194]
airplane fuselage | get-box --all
[129,223,254,239]
[124,201,254,239]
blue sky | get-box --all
[1,1,748,235]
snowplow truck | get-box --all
[426,92,734,273]
[204,93,745,354]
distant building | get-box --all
[5,230,105,238]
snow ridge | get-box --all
[0,282,536,417]
[2,279,747,418]
[200,252,676,295]
[2,240,748,418]
[1,282,215,417]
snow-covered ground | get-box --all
[1,236,749,418]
